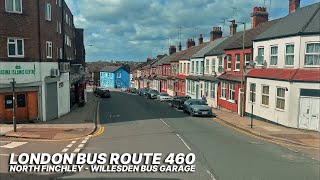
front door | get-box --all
[299,97,320,131]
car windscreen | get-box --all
[150,90,159,94]
[160,93,169,96]
[190,100,206,105]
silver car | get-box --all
[183,99,214,117]
[146,90,160,99]
[157,93,173,102]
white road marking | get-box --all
[206,169,217,180]
[71,141,76,144]
[61,148,69,153]
[66,143,73,148]
[0,142,28,149]
[0,154,18,157]
[78,144,84,148]
[74,148,81,153]
[176,134,191,151]
[160,119,170,128]
[81,139,88,144]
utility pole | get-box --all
[11,78,17,132]
[240,22,246,117]
[250,83,254,128]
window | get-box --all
[270,46,278,65]
[235,54,240,70]
[183,63,186,74]
[227,55,232,69]
[5,95,13,109]
[218,56,224,73]
[66,13,69,24]
[221,82,226,99]
[180,63,182,73]
[211,58,216,74]
[245,53,251,66]
[46,41,53,58]
[17,94,26,107]
[8,38,24,57]
[59,48,63,59]
[285,44,294,65]
[204,82,209,96]
[228,83,235,101]
[57,21,61,34]
[5,0,22,13]
[191,61,194,74]
[257,47,264,65]
[187,80,190,93]
[276,87,285,110]
[59,0,61,7]
[205,59,209,73]
[200,61,204,74]
[261,85,269,106]
[305,43,320,66]
[45,3,51,21]
[210,83,215,98]
[117,73,121,78]
[195,61,199,74]
[249,83,256,102]
[187,63,190,74]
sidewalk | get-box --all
[214,109,320,149]
[0,92,99,140]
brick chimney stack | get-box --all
[230,20,237,36]
[289,0,300,13]
[198,34,203,45]
[178,42,182,51]
[186,39,195,49]
[251,7,269,28]
[169,45,176,55]
[210,27,223,41]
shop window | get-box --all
[17,94,26,107]
[5,95,13,109]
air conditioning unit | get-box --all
[51,69,60,77]
[59,62,70,73]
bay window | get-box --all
[285,44,294,65]
[210,83,215,98]
[305,43,320,66]
[211,58,216,74]
[270,46,278,66]
[205,59,209,73]
[257,47,264,65]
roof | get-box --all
[100,66,122,72]
[179,42,210,60]
[198,75,219,82]
[225,19,280,50]
[162,49,189,64]
[205,33,243,56]
[192,38,227,58]
[152,55,170,67]
[247,68,320,83]
[218,72,242,82]
[255,3,320,41]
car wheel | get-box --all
[183,108,187,113]
[190,109,195,117]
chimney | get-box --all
[178,42,182,51]
[251,7,269,28]
[169,45,176,55]
[198,34,203,45]
[289,0,300,13]
[230,20,237,36]
[210,27,223,41]
[186,38,195,49]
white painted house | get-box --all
[246,2,320,131]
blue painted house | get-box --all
[100,66,130,88]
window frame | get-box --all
[45,3,52,21]
[46,41,53,59]
[117,73,121,78]
[257,47,264,65]
[227,55,232,70]
[249,83,256,103]
[221,82,226,99]
[261,85,269,107]
[228,83,235,101]
[270,45,278,66]
[276,87,286,110]
[211,58,216,74]
[285,43,295,66]
[210,83,215,98]
[205,59,210,73]
[218,56,224,73]
[304,42,320,67]
[245,53,251,66]
[7,38,24,58]
[234,54,240,71]
[5,0,22,14]
[204,82,209,97]
[191,61,194,74]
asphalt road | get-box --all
[62,91,320,180]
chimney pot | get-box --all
[251,6,269,28]
[230,20,237,35]
[289,0,300,13]
[210,26,223,41]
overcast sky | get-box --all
[65,0,318,62]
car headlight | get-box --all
[194,108,199,111]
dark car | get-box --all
[130,88,138,94]
[100,89,111,98]
[138,88,149,96]
[146,89,159,99]
[170,96,191,109]
[183,99,214,117]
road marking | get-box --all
[71,141,76,143]
[160,119,170,128]
[0,142,27,149]
[81,139,88,144]
[66,143,73,148]
[0,154,18,157]
[206,169,217,180]
[78,144,84,148]
[176,134,191,151]
[62,148,69,153]
[74,148,81,153]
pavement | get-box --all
[0,92,99,140]
[213,109,320,149]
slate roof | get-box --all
[205,33,243,56]
[100,66,122,72]
[225,19,280,50]
[218,72,242,82]
[247,68,320,83]
[192,37,227,58]
[152,55,171,66]
[162,49,189,64]
[179,42,210,60]
[255,3,320,41]
[198,75,219,82]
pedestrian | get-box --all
[202,95,207,102]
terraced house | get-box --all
[0,0,85,123]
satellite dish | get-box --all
[249,60,255,67]
[262,61,267,69]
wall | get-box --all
[100,72,114,88]
[217,81,240,113]
[114,68,130,88]
[57,72,70,117]
[253,35,320,69]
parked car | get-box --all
[157,93,173,102]
[121,87,128,92]
[170,96,191,109]
[146,90,160,99]
[183,99,214,117]
[94,87,103,96]
[100,89,111,98]
[130,88,138,94]
[138,88,149,96]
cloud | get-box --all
[65,0,319,61]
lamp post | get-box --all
[239,22,246,117]
[11,78,17,132]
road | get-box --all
[61,91,320,180]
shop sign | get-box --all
[0,64,36,75]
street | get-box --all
[0,91,319,180]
